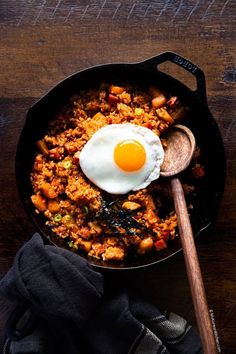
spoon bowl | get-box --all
[160,124,196,177]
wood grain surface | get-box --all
[0,1,236,353]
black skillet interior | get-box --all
[15,52,226,270]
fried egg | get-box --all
[79,123,164,194]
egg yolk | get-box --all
[114,140,146,172]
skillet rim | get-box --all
[15,54,226,271]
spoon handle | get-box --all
[171,177,217,354]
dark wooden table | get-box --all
[0,1,235,353]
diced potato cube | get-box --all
[138,237,154,254]
[41,183,58,199]
[102,247,125,261]
[152,96,166,108]
[48,200,60,213]
[31,194,47,212]
[122,201,141,211]
[80,240,92,252]
[156,107,174,124]
[110,85,125,95]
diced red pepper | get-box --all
[134,214,142,220]
[144,121,152,129]
[73,151,80,165]
[161,231,170,242]
[191,165,205,179]
[108,94,119,105]
[154,239,167,251]
[79,227,91,240]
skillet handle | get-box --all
[137,51,207,103]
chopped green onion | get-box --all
[134,108,144,116]
[63,160,72,169]
[82,206,89,214]
[68,241,74,248]
[68,241,78,249]
[62,214,74,224]
[53,213,62,222]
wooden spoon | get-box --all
[160,124,217,354]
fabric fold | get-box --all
[0,233,203,354]
[0,233,104,327]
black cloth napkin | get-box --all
[0,233,203,354]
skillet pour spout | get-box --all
[15,51,226,270]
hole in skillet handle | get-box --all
[157,61,197,92]
[135,51,207,105]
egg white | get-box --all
[79,123,164,194]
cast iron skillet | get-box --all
[15,51,226,270]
